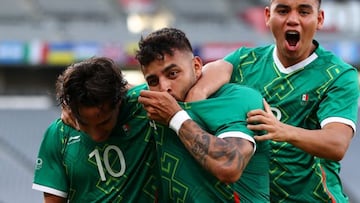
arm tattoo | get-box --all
[178,120,251,173]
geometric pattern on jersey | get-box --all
[32,88,159,202]
[224,41,359,202]
[132,83,270,203]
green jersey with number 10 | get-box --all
[32,90,159,202]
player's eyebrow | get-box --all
[145,63,177,81]
[275,3,313,10]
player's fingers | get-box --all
[263,99,272,114]
[254,134,272,141]
[139,90,152,98]
[247,122,268,131]
[247,114,270,125]
[247,109,267,118]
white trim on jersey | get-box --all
[321,117,357,133]
[218,131,256,153]
[32,183,68,198]
[273,47,318,74]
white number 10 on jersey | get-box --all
[89,145,126,181]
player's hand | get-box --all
[248,99,289,142]
[61,106,80,130]
[138,90,182,125]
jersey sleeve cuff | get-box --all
[321,117,356,133]
[32,183,68,198]
[218,131,256,153]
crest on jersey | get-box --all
[301,94,309,105]
[122,124,130,133]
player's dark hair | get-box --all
[56,57,128,120]
[135,27,193,67]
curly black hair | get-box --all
[135,27,193,67]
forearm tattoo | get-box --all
[178,120,249,173]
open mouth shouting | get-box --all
[285,31,300,51]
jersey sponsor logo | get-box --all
[67,135,81,145]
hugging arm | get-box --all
[177,120,254,183]
[138,90,253,183]
[185,60,233,101]
[250,100,354,161]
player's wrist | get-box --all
[169,110,191,135]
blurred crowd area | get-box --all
[0,0,359,104]
[0,1,360,203]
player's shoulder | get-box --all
[237,44,273,55]
[213,84,264,109]
[127,83,148,99]
[316,44,356,72]
[45,118,78,140]
[227,45,273,65]
[47,118,72,131]
[218,83,262,98]
[120,83,147,121]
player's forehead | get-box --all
[143,50,191,75]
[270,0,320,8]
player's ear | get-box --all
[193,56,203,79]
[264,7,271,27]
[316,9,325,30]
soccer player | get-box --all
[32,57,159,202]
[189,0,359,202]
[136,27,270,202]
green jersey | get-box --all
[224,41,359,202]
[32,90,159,202]
[132,84,270,202]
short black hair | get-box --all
[135,27,193,67]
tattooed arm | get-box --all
[177,120,254,183]
[138,90,254,183]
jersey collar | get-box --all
[273,46,318,74]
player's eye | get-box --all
[276,8,288,15]
[299,9,310,16]
[168,70,179,79]
[147,78,159,86]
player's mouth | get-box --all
[285,31,300,47]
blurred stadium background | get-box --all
[0,0,359,202]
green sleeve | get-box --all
[33,119,70,197]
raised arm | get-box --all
[138,90,254,183]
[185,60,233,101]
